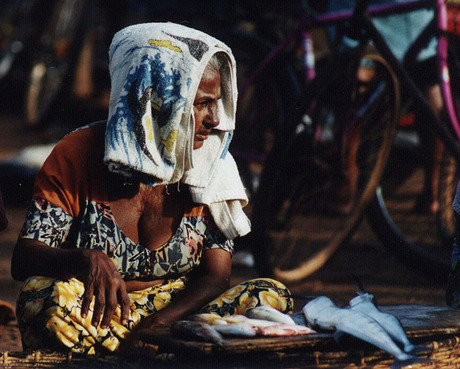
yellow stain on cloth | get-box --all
[148,39,182,53]
[161,130,178,152]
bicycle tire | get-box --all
[0,1,54,82]
[218,30,300,193]
[218,30,301,196]
[215,30,302,255]
[365,9,460,283]
[24,0,91,128]
[0,0,25,80]
[367,129,455,281]
[251,53,399,283]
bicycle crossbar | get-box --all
[240,0,433,95]
[239,0,460,160]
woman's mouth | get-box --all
[195,132,209,141]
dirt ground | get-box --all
[0,105,447,354]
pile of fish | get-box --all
[170,290,430,367]
[170,305,316,345]
[302,292,429,368]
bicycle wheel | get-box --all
[0,1,55,82]
[251,54,399,283]
[0,0,25,80]
[219,30,301,196]
[364,5,460,283]
[366,137,455,282]
[24,0,90,127]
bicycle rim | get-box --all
[367,133,453,282]
[365,11,460,282]
[252,54,399,283]
[227,31,300,194]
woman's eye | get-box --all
[194,102,208,110]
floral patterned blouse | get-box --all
[19,123,233,281]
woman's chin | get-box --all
[193,141,204,150]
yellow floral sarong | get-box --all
[16,276,293,354]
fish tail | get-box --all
[352,274,367,293]
[406,344,431,354]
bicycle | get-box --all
[0,1,38,81]
[366,105,458,283]
[220,0,460,283]
[23,0,96,127]
[364,1,460,282]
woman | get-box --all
[11,23,293,355]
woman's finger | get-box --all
[91,288,106,327]
[81,280,94,319]
[101,288,118,329]
[118,285,131,326]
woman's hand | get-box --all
[118,248,231,358]
[12,239,131,328]
[118,313,166,359]
[79,249,130,328]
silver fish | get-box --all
[170,321,225,346]
[349,292,415,353]
[221,315,278,328]
[190,313,228,325]
[245,305,296,325]
[191,313,279,328]
[302,296,416,364]
[258,323,316,337]
[213,323,258,337]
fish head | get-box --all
[302,296,343,330]
[302,296,335,318]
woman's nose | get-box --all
[205,103,219,128]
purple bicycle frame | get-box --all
[239,0,460,141]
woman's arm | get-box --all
[148,248,231,324]
[11,237,130,328]
[12,238,87,281]
[120,248,231,355]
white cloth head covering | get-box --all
[104,22,250,239]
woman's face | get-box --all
[192,66,221,150]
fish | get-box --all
[302,297,427,368]
[349,292,416,353]
[258,323,316,337]
[245,305,296,325]
[187,312,310,338]
[213,323,259,337]
[190,313,278,328]
[220,314,252,324]
[240,317,280,328]
[221,314,279,327]
[170,320,225,346]
[189,313,228,325]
